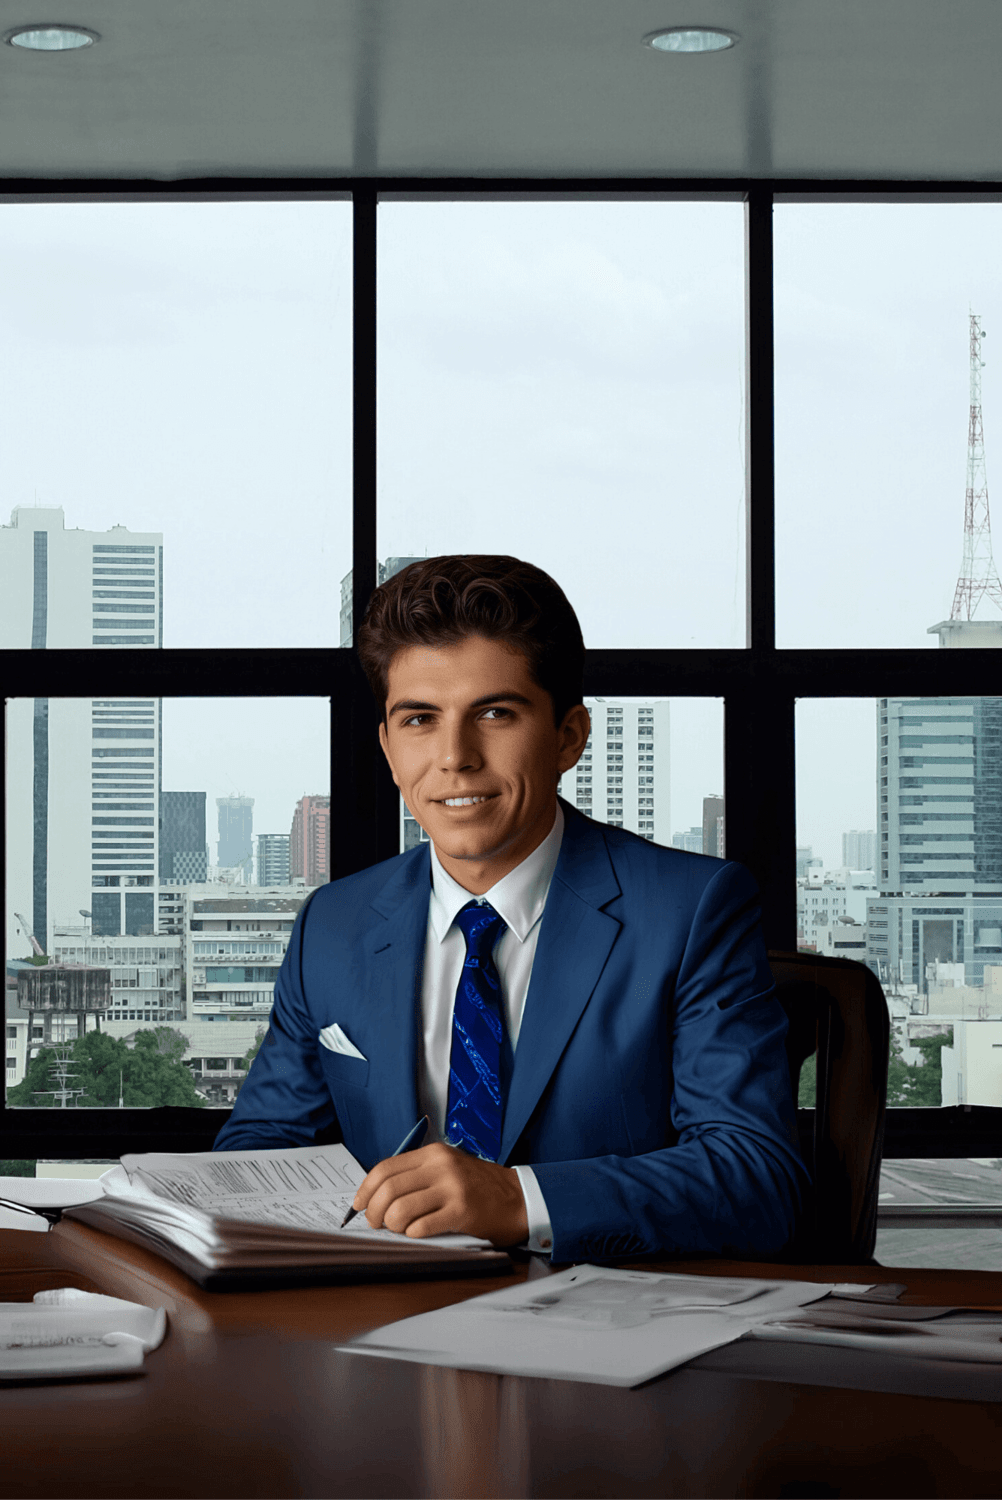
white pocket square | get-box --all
[318,1023,367,1062]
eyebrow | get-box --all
[387,691,534,718]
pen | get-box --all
[339,1114,430,1228]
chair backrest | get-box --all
[769,950,890,1263]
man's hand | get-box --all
[352,1143,529,1246]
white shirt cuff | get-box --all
[512,1164,554,1254]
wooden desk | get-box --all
[4,1222,1002,1499]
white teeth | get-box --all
[444,796,490,807]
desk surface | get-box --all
[4,1222,1002,1499]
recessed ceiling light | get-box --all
[6,24,97,50]
[644,27,737,54]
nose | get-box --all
[439,716,480,774]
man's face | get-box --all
[378,634,589,889]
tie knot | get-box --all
[454,900,506,960]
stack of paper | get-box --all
[3,1146,512,1287]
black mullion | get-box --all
[724,684,797,950]
[352,186,378,640]
[5,645,998,700]
[6,176,1002,200]
[746,187,776,655]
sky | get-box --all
[4,197,1000,861]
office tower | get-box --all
[257,833,291,886]
[160,792,207,882]
[672,827,704,854]
[878,697,1001,894]
[184,884,308,1024]
[866,694,1002,987]
[842,830,877,872]
[796,845,818,879]
[702,795,725,859]
[1,508,163,955]
[217,796,254,875]
[290,795,331,885]
[558,701,669,843]
[339,555,424,647]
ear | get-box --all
[556,703,591,775]
[378,720,401,789]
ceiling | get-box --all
[0,1,1001,182]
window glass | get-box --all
[0,200,351,650]
[876,1159,1002,1270]
[376,200,746,650]
[776,203,1002,648]
[5,696,329,1109]
[399,696,723,855]
[797,696,1002,1117]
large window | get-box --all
[2,185,1001,1190]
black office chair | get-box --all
[769,950,890,1264]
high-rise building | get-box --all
[184,884,308,1022]
[878,697,1001,895]
[842,829,877,872]
[866,687,1002,987]
[339,555,424,647]
[290,795,331,885]
[217,796,254,875]
[702,795,725,860]
[1,507,163,955]
[558,700,669,843]
[257,833,291,886]
[672,826,704,854]
[160,792,207,883]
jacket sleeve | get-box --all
[212,896,338,1151]
[531,861,810,1263]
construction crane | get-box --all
[13,911,45,958]
[950,312,1002,620]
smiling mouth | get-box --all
[438,794,497,808]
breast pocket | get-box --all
[318,1047,370,1091]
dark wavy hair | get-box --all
[357,555,585,725]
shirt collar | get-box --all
[428,803,565,946]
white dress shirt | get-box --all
[417,803,564,1254]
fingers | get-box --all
[363,1166,435,1230]
[354,1143,451,1212]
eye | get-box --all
[480,706,512,720]
[402,713,432,727]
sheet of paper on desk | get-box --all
[342,1265,843,1387]
[0,1287,166,1381]
[751,1299,1002,1363]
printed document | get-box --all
[343,1264,843,1387]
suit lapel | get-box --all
[500,808,621,1161]
[363,846,431,1153]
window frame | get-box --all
[2,177,1001,1160]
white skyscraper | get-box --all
[2,507,163,958]
[559,699,670,844]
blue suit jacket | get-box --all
[215,801,808,1263]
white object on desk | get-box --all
[342,1264,842,1387]
[0,1287,167,1380]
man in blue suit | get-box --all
[216,556,807,1262]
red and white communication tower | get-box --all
[950,312,1002,620]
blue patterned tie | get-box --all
[445,900,509,1161]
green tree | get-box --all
[235,1029,267,1095]
[796,1027,952,1110]
[7,1031,205,1109]
[798,1052,817,1108]
[0,1160,37,1177]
